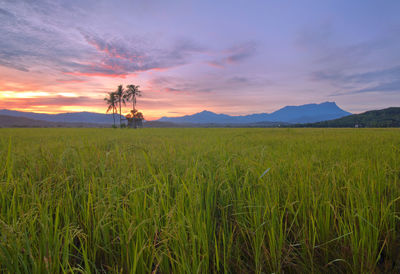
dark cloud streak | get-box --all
[332,80,400,96]
[313,65,400,96]
[148,76,212,94]
[313,66,400,84]
[208,42,257,68]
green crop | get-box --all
[0,128,399,273]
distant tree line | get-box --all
[104,84,144,128]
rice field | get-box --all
[0,128,399,273]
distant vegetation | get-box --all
[1,128,400,272]
[104,84,143,128]
[297,107,400,127]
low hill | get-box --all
[298,107,400,127]
[0,109,122,124]
[0,115,108,128]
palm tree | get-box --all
[125,84,141,111]
[104,91,117,127]
[115,85,126,127]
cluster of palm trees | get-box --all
[104,84,142,127]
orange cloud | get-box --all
[65,71,128,78]
[56,78,88,83]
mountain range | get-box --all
[158,102,351,124]
[0,102,351,125]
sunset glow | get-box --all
[0,91,51,98]
[1,1,399,119]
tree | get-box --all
[115,85,126,127]
[126,109,144,128]
[104,91,117,127]
[125,84,141,111]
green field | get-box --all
[1,128,399,273]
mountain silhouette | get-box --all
[158,102,351,124]
[1,102,351,125]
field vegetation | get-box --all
[0,128,399,273]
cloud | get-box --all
[207,42,257,68]
[0,7,14,18]
[76,32,206,77]
[312,65,400,95]
[0,2,92,75]
[55,77,87,83]
[0,1,258,83]
[295,22,334,50]
[147,73,269,96]
[228,76,250,83]
[332,80,400,96]
[313,66,400,84]
[0,2,206,78]
[297,23,400,98]
[225,75,272,88]
[225,43,257,63]
[296,23,400,69]
[300,24,400,97]
[207,61,224,68]
[349,80,400,94]
[0,60,29,72]
[148,76,212,94]
[0,95,102,109]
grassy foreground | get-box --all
[0,128,399,273]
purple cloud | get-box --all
[73,32,207,77]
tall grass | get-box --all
[0,128,399,273]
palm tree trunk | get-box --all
[119,98,122,127]
[112,108,115,127]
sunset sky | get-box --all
[0,0,399,120]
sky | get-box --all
[0,0,399,120]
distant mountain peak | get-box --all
[320,101,339,106]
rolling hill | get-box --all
[0,115,107,128]
[0,109,122,124]
[298,107,400,127]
